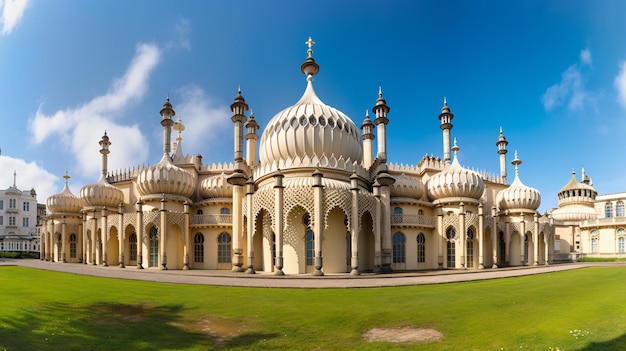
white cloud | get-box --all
[28,43,160,177]
[580,48,592,66]
[542,50,593,112]
[0,0,28,36]
[615,61,626,109]
[0,154,58,203]
[174,85,231,155]
[165,17,191,52]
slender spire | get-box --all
[13,170,16,187]
[301,37,319,78]
[512,150,522,177]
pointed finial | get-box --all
[13,170,16,187]
[512,150,522,176]
[63,169,70,183]
[444,96,447,106]
[306,37,315,57]
[365,109,369,118]
[378,86,383,97]
[499,126,503,134]
[238,85,241,95]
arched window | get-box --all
[418,209,424,216]
[149,227,158,267]
[591,236,598,253]
[467,228,474,268]
[617,202,625,217]
[346,231,351,266]
[196,209,203,215]
[194,233,204,263]
[393,232,406,263]
[306,229,314,266]
[57,235,62,261]
[217,233,231,263]
[619,237,625,253]
[129,233,137,262]
[393,207,403,215]
[417,233,426,263]
[446,227,456,268]
[220,207,231,215]
[605,203,613,218]
[69,234,77,259]
[392,207,403,224]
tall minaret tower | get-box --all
[99,132,111,179]
[361,110,375,168]
[245,110,259,167]
[372,87,390,163]
[439,97,454,165]
[160,97,176,156]
[231,87,249,165]
[496,127,508,182]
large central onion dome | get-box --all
[551,169,597,222]
[496,153,541,211]
[47,172,83,214]
[258,38,362,167]
[426,140,484,202]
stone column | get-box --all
[373,182,382,273]
[78,218,83,264]
[227,171,247,272]
[183,202,190,270]
[101,208,108,267]
[91,209,97,265]
[437,205,444,268]
[504,222,510,265]
[478,204,484,269]
[119,204,125,268]
[136,201,144,269]
[533,213,539,266]
[492,207,498,268]
[245,178,257,275]
[312,169,324,276]
[459,203,466,269]
[377,172,395,273]
[273,174,284,275]
[61,217,67,263]
[350,173,360,276]
[159,198,168,270]
[520,218,526,265]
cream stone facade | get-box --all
[41,39,557,274]
[0,171,40,254]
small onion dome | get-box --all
[137,154,195,198]
[200,173,233,199]
[496,152,540,211]
[390,173,423,199]
[551,204,597,222]
[80,176,124,208]
[47,173,83,214]
[426,140,484,201]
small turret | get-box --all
[439,97,454,165]
[372,87,390,163]
[496,127,508,182]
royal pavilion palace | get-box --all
[40,38,572,275]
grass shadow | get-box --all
[578,333,626,351]
[0,301,277,350]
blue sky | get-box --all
[1,0,626,213]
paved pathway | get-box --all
[0,259,605,288]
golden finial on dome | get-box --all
[63,170,70,183]
[306,37,315,57]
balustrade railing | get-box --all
[191,214,233,226]
[391,214,436,227]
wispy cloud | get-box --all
[542,48,593,112]
[174,85,231,155]
[0,0,28,36]
[0,154,58,202]
[28,43,161,178]
[165,17,191,52]
[615,60,626,109]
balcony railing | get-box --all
[391,214,436,228]
[191,214,233,226]
[580,217,626,228]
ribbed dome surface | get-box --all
[551,205,597,222]
[426,156,484,201]
[200,173,233,199]
[497,176,541,211]
[137,154,195,198]
[48,182,83,214]
[391,173,423,199]
[80,176,124,208]
[259,80,362,167]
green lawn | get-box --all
[1,266,625,350]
